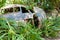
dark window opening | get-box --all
[21,7,29,13]
[4,8,13,13]
[4,8,9,13]
[9,8,13,12]
[29,9,34,13]
[14,7,20,12]
[59,7,60,9]
[33,14,39,27]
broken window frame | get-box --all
[13,7,20,12]
[21,6,34,13]
[2,7,14,14]
[21,7,29,13]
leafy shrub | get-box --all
[41,16,60,37]
[0,0,6,8]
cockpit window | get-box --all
[9,8,13,12]
[2,7,20,14]
[14,7,20,12]
[4,8,9,13]
[4,8,13,13]
[21,7,34,13]
[21,7,29,13]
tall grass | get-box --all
[0,17,44,40]
[41,16,60,37]
[0,16,60,40]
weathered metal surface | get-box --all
[3,12,33,21]
[33,7,46,21]
[0,4,46,22]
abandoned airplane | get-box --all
[0,4,46,26]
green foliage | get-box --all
[0,0,60,11]
[41,0,54,11]
[0,0,60,40]
[0,17,44,40]
[0,0,6,8]
[0,16,60,40]
[41,16,60,37]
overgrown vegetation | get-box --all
[0,16,60,40]
[0,0,60,40]
[0,17,44,40]
[0,0,60,10]
[41,17,60,37]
